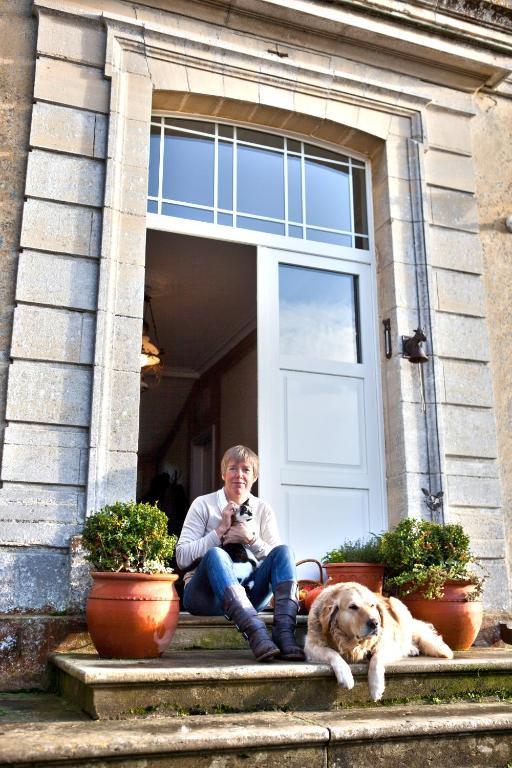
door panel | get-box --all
[283,372,365,468]
[258,246,385,562]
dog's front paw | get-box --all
[408,645,420,657]
[369,668,385,701]
[333,663,354,690]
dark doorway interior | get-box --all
[137,230,257,537]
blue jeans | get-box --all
[183,544,296,615]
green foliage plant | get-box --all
[81,501,177,574]
[322,535,383,564]
[379,518,484,600]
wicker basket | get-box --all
[296,558,324,614]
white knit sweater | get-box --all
[175,489,281,585]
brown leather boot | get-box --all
[222,584,280,662]
[272,580,305,661]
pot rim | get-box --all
[324,562,384,568]
[91,571,178,582]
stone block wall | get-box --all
[472,88,512,607]
[0,8,109,621]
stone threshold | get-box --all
[52,647,512,685]
[51,647,512,720]
[0,702,511,767]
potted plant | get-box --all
[82,501,179,659]
[379,518,485,650]
[322,535,384,593]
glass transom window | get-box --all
[148,118,369,250]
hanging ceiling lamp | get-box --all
[141,294,163,391]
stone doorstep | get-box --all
[171,611,308,650]
[51,648,512,720]
[0,703,511,767]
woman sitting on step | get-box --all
[175,444,304,663]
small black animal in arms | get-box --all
[222,501,254,563]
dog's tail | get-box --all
[412,619,453,659]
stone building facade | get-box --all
[1,0,512,687]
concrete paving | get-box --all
[0,701,511,767]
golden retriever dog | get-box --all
[305,581,453,701]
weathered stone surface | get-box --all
[435,313,490,361]
[448,506,506,542]
[0,520,81,548]
[425,149,476,193]
[435,268,486,317]
[447,474,501,509]
[443,404,497,459]
[16,250,99,311]
[1,424,88,486]
[6,361,92,427]
[445,456,499,478]
[115,262,145,318]
[112,315,143,372]
[0,484,85,523]
[109,162,149,216]
[479,559,511,612]
[0,707,327,766]
[68,535,93,613]
[109,370,141,452]
[373,176,413,229]
[107,114,151,169]
[25,149,105,207]
[52,648,512,720]
[11,305,95,364]
[0,546,70,613]
[102,209,147,265]
[472,90,512,619]
[442,360,493,407]
[375,218,419,269]
[30,102,108,159]
[0,615,90,691]
[428,225,483,274]
[385,470,430,526]
[33,57,110,113]
[36,8,106,68]
[1,444,84,486]
[102,450,138,503]
[429,188,479,232]
[21,199,102,257]
[426,107,473,154]
[115,72,152,123]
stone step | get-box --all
[1,702,511,767]
[70,612,308,653]
[171,611,308,650]
[51,647,512,720]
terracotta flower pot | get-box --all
[324,562,384,593]
[402,579,483,651]
[86,572,180,658]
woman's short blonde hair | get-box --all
[221,445,259,478]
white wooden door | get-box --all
[257,246,386,563]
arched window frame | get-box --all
[147,117,370,251]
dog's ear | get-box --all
[319,600,340,636]
[376,596,392,630]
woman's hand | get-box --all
[222,521,255,545]
[215,502,236,540]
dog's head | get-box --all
[318,582,382,644]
